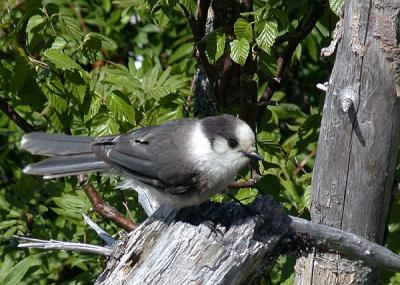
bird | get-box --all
[21,114,263,209]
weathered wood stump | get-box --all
[95,197,290,285]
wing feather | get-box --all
[92,121,201,194]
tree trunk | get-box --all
[294,0,400,284]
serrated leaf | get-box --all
[84,32,117,51]
[26,15,46,46]
[65,70,87,104]
[257,128,281,145]
[256,20,278,54]
[92,117,119,136]
[179,0,196,14]
[52,194,85,210]
[168,43,193,64]
[59,14,84,41]
[269,103,306,120]
[0,256,13,282]
[45,49,81,70]
[0,255,41,285]
[206,30,226,64]
[102,73,141,91]
[329,0,344,16]
[41,80,68,113]
[229,38,250,66]
[128,57,137,76]
[107,92,135,123]
[50,36,68,49]
[0,220,17,230]
[234,18,252,42]
[86,96,101,121]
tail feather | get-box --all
[21,132,94,157]
[23,154,110,178]
[21,132,111,178]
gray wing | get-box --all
[92,121,201,194]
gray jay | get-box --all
[21,114,262,208]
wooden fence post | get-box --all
[294,0,400,283]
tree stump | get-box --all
[95,197,290,285]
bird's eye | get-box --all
[227,138,239,148]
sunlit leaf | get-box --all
[229,38,250,66]
[107,92,136,123]
[0,255,42,285]
[256,20,278,54]
[26,15,46,46]
[206,30,226,64]
[234,18,252,42]
[329,0,344,16]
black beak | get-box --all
[244,151,264,161]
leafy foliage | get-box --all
[0,0,399,284]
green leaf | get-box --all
[41,80,68,113]
[0,256,13,282]
[179,0,196,14]
[26,15,46,46]
[257,127,281,145]
[0,255,42,285]
[107,92,136,123]
[269,103,306,120]
[168,43,193,64]
[229,38,250,66]
[59,14,84,41]
[92,116,119,136]
[65,70,87,104]
[206,30,226,64]
[0,220,17,230]
[235,188,258,204]
[85,95,102,121]
[329,0,344,16]
[45,49,82,71]
[50,36,68,50]
[84,32,117,51]
[102,73,141,91]
[256,20,278,54]
[234,18,252,42]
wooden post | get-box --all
[294,0,400,283]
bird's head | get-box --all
[200,115,263,168]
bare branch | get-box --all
[78,175,138,231]
[258,1,326,108]
[228,177,261,189]
[82,213,116,246]
[13,235,112,256]
[0,97,35,132]
[289,216,400,272]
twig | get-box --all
[0,97,35,132]
[78,175,138,231]
[179,0,216,82]
[228,177,261,189]
[82,213,116,246]
[292,149,316,177]
[69,3,88,34]
[229,165,262,189]
[289,216,400,272]
[13,235,112,256]
[258,1,326,110]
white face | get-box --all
[188,119,259,189]
[212,121,257,162]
